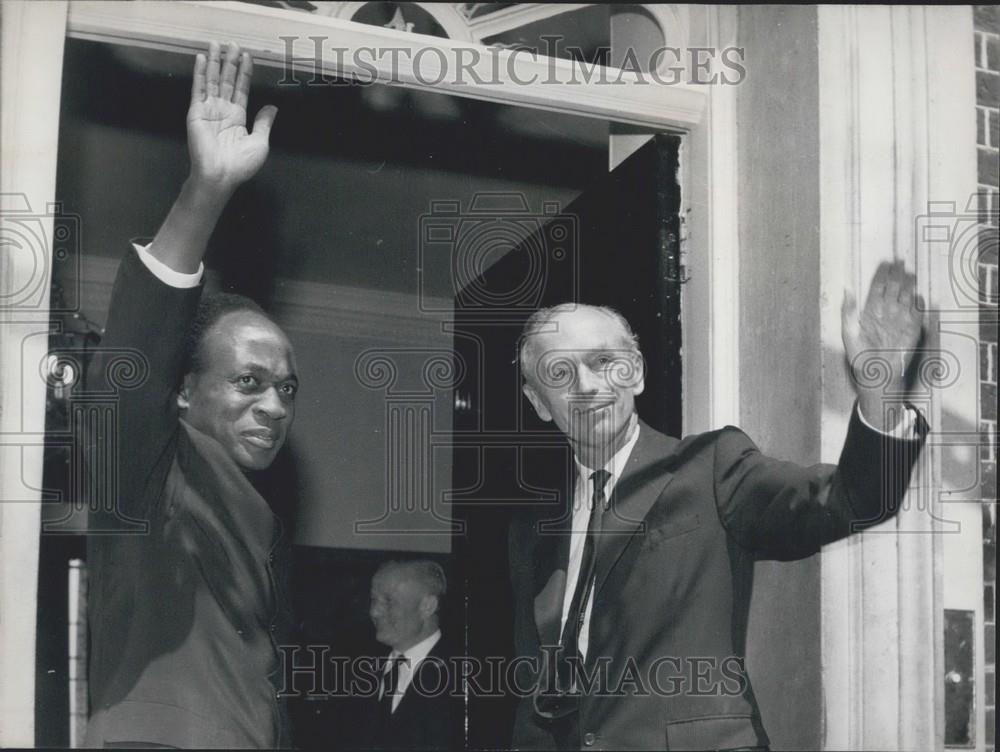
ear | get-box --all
[522,382,552,422]
[176,374,193,411]
[420,594,438,620]
[631,353,645,397]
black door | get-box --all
[450,134,684,748]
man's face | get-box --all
[178,311,298,472]
[369,569,434,652]
[522,308,644,464]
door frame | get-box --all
[0,1,740,744]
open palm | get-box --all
[842,260,924,393]
[187,41,276,190]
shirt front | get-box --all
[381,629,442,712]
[560,421,642,661]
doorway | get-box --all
[36,35,619,748]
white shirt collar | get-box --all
[572,420,642,502]
[389,628,441,665]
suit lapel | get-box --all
[392,640,445,717]
[529,423,681,641]
[176,418,277,549]
[532,455,575,647]
[593,421,680,597]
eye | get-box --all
[236,374,259,389]
[280,382,298,398]
[544,362,573,388]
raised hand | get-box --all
[187,41,277,191]
[147,42,278,274]
[841,260,925,430]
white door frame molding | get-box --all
[65,1,705,130]
[310,2,478,42]
[457,3,589,41]
[818,6,979,750]
[608,3,741,435]
[0,2,70,745]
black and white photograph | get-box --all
[0,2,996,750]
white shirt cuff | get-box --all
[857,402,919,439]
[133,242,203,289]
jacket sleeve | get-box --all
[713,403,927,561]
[84,247,203,527]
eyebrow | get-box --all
[241,363,299,383]
[538,345,629,358]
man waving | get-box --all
[85,42,295,748]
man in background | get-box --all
[351,559,458,750]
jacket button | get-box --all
[583,732,596,746]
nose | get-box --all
[574,362,602,394]
[254,386,288,421]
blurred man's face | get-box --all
[178,311,298,472]
[522,308,644,466]
[370,569,435,653]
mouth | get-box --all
[574,400,614,415]
[242,429,278,450]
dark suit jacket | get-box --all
[83,250,293,748]
[509,413,925,751]
[348,639,461,751]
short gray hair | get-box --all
[518,303,640,381]
[375,559,447,610]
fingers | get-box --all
[234,51,253,110]
[866,261,890,308]
[250,104,278,142]
[897,268,916,309]
[197,41,254,106]
[901,269,922,313]
[884,261,904,302]
[867,259,921,305]
[863,261,926,343]
[206,41,222,98]
[191,52,207,103]
[198,41,252,105]
[882,261,920,314]
[841,288,861,355]
[220,42,240,101]
[842,287,858,317]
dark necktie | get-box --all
[379,654,404,721]
[556,469,611,690]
